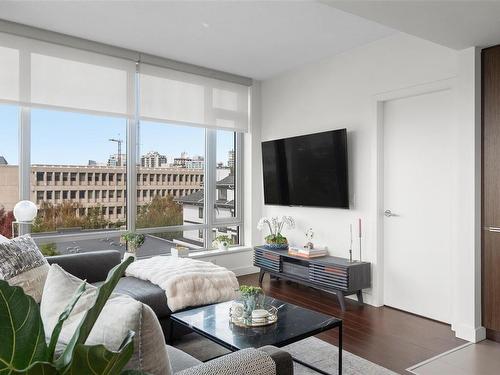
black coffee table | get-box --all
[171,296,343,374]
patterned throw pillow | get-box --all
[0,234,49,302]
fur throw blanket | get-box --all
[125,256,239,312]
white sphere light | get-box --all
[13,200,38,223]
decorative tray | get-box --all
[229,305,278,327]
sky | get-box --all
[0,105,234,166]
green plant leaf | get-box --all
[12,361,58,374]
[47,282,87,360]
[65,331,135,375]
[54,257,134,371]
[0,280,49,374]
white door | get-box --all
[383,89,453,323]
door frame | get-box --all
[371,78,457,308]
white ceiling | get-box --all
[0,1,395,80]
[325,0,500,50]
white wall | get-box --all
[254,33,482,341]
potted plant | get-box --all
[120,232,145,261]
[0,257,147,374]
[238,285,265,321]
[212,234,233,251]
[257,216,295,250]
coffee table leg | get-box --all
[291,323,343,375]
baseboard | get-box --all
[453,323,486,342]
[486,328,500,343]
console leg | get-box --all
[336,291,346,311]
[258,269,265,285]
[356,290,364,304]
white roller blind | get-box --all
[30,52,130,116]
[0,32,134,117]
[140,64,249,132]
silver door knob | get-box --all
[384,209,394,217]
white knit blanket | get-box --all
[125,256,239,312]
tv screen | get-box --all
[262,129,349,208]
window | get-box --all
[136,122,205,233]
[30,109,126,238]
[0,33,248,255]
[136,230,204,257]
[0,105,20,237]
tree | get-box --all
[32,202,113,233]
[0,208,14,238]
[136,195,183,239]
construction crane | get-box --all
[109,138,123,166]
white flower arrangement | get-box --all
[257,216,295,246]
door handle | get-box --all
[384,209,395,217]
[484,226,500,233]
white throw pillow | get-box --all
[0,234,9,244]
[0,234,49,302]
[41,264,171,375]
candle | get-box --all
[358,218,362,238]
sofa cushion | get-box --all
[41,264,172,375]
[166,345,202,373]
[95,276,171,318]
[0,234,49,302]
[47,250,121,283]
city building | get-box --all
[107,154,127,167]
[0,164,204,224]
[0,156,8,165]
[140,151,168,169]
[175,169,237,245]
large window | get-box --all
[0,105,19,238]
[136,121,205,234]
[0,30,248,256]
[30,109,127,242]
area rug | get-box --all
[174,333,397,375]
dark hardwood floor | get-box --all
[238,273,465,374]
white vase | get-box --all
[218,242,229,251]
[123,252,136,261]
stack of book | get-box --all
[288,246,328,258]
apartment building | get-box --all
[0,164,204,223]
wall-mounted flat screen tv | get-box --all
[261,129,349,208]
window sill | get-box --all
[189,246,252,259]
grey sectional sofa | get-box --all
[46,250,294,375]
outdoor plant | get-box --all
[212,234,233,249]
[120,232,145,253]
[0,256,146,375]
[257,216,295,246]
